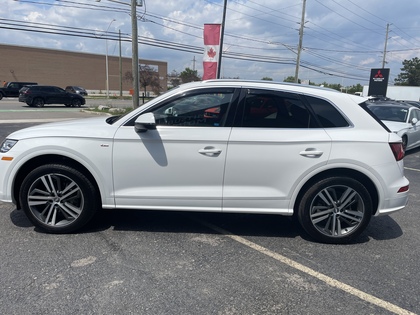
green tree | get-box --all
[283,76,300,83]
[139,65,162,95]
[262,77,273,81]
[180,67,201,83]
[394,57,420,86]
[346,83,363,94]
[168,70,181,88]
[123,65,163,95]
[320,82,342,92]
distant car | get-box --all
[1,80,409,244]
[0,81,37,100]
[19,85,86,107]
[366,102,420,151]
[65,85,88,96]
[398,100,420,108]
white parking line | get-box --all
[198,220,416,315]
[0,119,73,123]
[405,167,420,172]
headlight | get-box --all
[0,139,18,153]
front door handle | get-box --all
[198,146,222,156]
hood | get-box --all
[381,120,409,133]
[7,116,119,141]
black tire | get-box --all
[32,98,45,107]
[72,99,82,107]
[0,93,3,100]
[19,164,100,233]
[402,135,407,152]
[297,177,372,244]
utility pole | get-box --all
[382,23,390,68]
[192,56,196,71]
[119,29,122,97]
[131,0,140,108]
[294,0,306,83]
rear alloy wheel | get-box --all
[19,164,99,233]
[72,99,82,107]
[297,177,372,244]
[32,98,45,107]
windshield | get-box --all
[367,105,408,122]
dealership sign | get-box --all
[368,68,390,97]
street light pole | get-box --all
[96,0,141,108]
[105,19,116,99]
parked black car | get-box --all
[65,85,88,96]
[19,85,86,107]
[0,81,38,100]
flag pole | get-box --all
[217,0,227,79]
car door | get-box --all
[41,86,56,104]
[222,88,332,213]
[51,86,68,104]
[7,83,20,97]
[406,108,420,149]
[112,87,239,210]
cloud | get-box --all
[2,0,420,85]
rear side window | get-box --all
[305,96,349,128]
[238,90,317,128]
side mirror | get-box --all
[411,118,418,125]
[135,112,156,133]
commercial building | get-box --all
[0,44,167,96]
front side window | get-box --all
[408,108,420,122]
[151,90,235,127]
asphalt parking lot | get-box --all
[1,99,419,315]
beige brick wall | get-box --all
[0,44,167,95]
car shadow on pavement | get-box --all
[9,207,403,244]
[405,146,420,156]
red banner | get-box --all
[203,24,221,80]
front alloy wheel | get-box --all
[298,177,372,244]
[20,164,99,233]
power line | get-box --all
[6,1,412,82]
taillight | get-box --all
[398,185,409,193]
[389,142,404,161]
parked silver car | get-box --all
[367,101,420,151]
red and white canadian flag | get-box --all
[203,24,221,80]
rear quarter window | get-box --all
[305,96,349,128]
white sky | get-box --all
[1,0,419,86]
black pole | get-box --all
[217,0,227,79]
